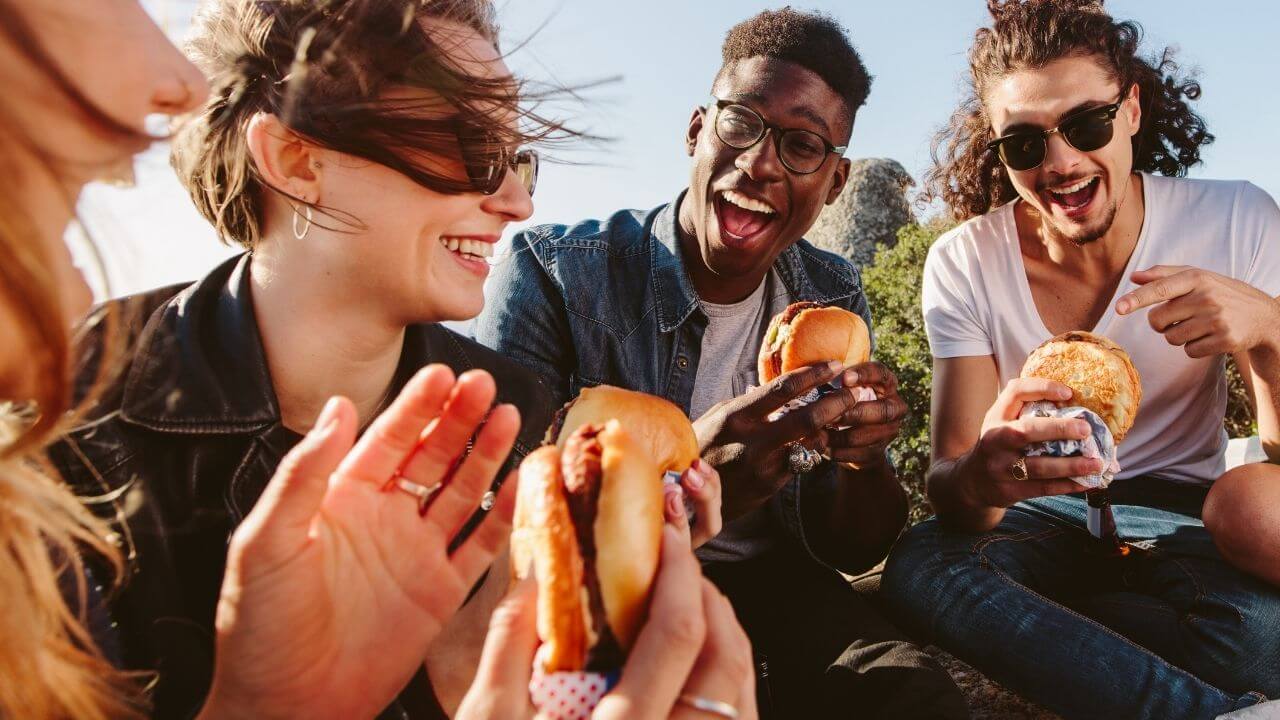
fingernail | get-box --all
[686,469,705,491]
[1058,387,1073,400]
[1076,421,1090,436]
[666,488,685,517]
[1116,299,1130,314]
[827,360,842,374]
[315,397,342,434]
[842,370,859,388]
[692,458,705,473]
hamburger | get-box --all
[511,420,662,674]
[757,302,871,384]
[549,385,699,476]
[1019,330,1142,442]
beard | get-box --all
[1049,195,1120,247]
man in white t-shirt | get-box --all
[881,3,1280,719]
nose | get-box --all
[1040,131,1083,178]
[147,31,209,117]
[734,130,785,182]
[481,165,535,222]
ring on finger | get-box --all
[393,474,443,514]
[1009,456,1029,482]
[677,693,739,719]
[787,442,822,474]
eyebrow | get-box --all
[729,91,833,136]
[998,98,1114,136]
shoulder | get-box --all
[1147,174,1277,219]
[421,326,556,451]
[512,207,657,267]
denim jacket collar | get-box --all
[649,190,859,334]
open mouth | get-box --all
[439,236,495,276]
[1044,176,1100,216]
[714,189,777,246]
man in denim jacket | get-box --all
[476,9,965,719]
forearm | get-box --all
[927,453,1005,533]
[1246,337,1280,459]
[804,456,908,574]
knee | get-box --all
[1204,464,1280,572]
[881,520,981,620]
[1190,590,1280,696]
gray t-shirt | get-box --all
[691,269,794,563]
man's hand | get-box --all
[819,362,908,469]
[693,361,863,521]
[1117,265,1280,357]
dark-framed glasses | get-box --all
[987,96,1126,172]
[707,97,846,175]
[457,124,539,196]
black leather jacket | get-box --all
[50,254,554,719]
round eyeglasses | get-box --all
[707,97,846,175]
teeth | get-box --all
[439,237,495,259]
[721,189,776,215]
[1049,177,1095,195]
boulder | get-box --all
[806,158,915,268]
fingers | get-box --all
[1022,455,1105,480]
[664,484,691,541]
[1160,317,1213,349]
[421,403,520,537]
[770,385,859,444]
[334,365,455,486]
[249,397,356,538]
[456,577,538,720]
[997,477,1089,505]
[826,421,900,451]
[983,417,1092,450]
[1147,294,1197,333]
[670,581,754,720]
[447,472,518,587]
[992,378,1073,421]
[394,370,499,492]
[742,361,842,420]
[838,394,908,428]
[680,459,723,548]
[600,526,706,718]
[1116,266,1195,315]
[840,361,898,395]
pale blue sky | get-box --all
[80,1,1280,297]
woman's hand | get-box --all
[665,459,724,548]
[198,365,520,720]
[456,525,757,720]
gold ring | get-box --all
[1010,456,1029,482]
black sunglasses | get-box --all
[457,125,539,196]
[707,97,846,175]
[987,96,1126,172]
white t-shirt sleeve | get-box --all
[921,234,993,358]
[1235,183,1280,298]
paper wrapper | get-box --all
[763,379,877,424]
[529,647,619,719]
[1018,402,1120,489]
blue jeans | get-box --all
[882,477,1279,719]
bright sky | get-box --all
[79,0,1280,298]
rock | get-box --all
[806,158,915,268]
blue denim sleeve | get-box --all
[473,229,575,409]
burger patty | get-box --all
[561,425,624,670]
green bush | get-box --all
[863,222,1260,524]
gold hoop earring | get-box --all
[293,204,313,240]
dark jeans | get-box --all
[882,477,1280,720]
[704,542,968,720]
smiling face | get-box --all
[985,54,1141,245]
[256,19,533,325]
[679,57,851,298]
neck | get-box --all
[1020,173,1145,274]
[676,193,769,304]
[249,247,406,433]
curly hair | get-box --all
[718,7,872,134]
[925,0,1213,220]
[173,0,585,248]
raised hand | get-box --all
[1117,265,1280,357]
[818,362,908,469]
[198,365,520,720]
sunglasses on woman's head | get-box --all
[987,95,1126,172]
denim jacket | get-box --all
[474,191,875,571]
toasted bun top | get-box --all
[511,446,587,672]
[758,305,871,383]
[556,385,699,474]
[1020,331,1142,442]
[593,421,663,652]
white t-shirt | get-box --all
[923,173,1280,485]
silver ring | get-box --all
[395,476,442,512]
[480,490,496,511]
[677,693,739,719]
[787,442,821,474]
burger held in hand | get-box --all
[1018,330,1143,489]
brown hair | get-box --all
[173,0,582,248]
[924,0,1213,220]
[0,1,147,718]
